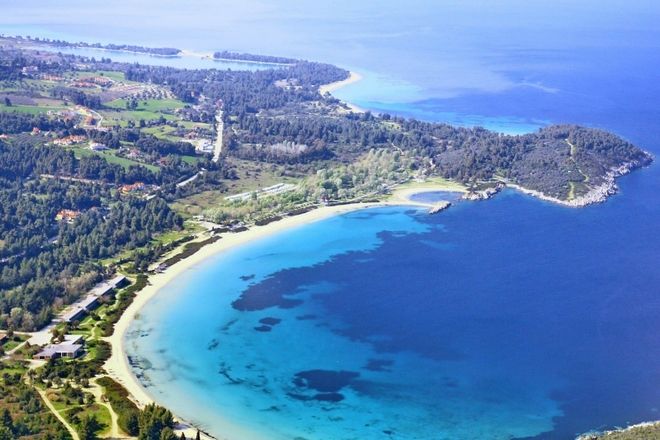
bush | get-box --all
[96,376,140,436]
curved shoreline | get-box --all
[102,181,463,438]
[104,201,402,439]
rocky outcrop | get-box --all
[428,201,451,214]
[576,421,660,439]
[510,153,653,208]
[462,183,505,202]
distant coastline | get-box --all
[4,34,295,67]
[319,71,365,112]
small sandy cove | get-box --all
[319,71,364,112]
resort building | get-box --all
[60,306,89,324]
[21,66,38,75]
[34,334,84,360]
[59,274,128,324]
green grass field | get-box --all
[49,392,112,437]
[100,109,178,127]
[395,176,468,192]
[70,147,160,172]
[105,98,186,112]
[140,125,181,141]
[2,334,28,352]
[74,70,127,82]
[5,103,68,115]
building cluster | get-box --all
[27,274,128,361]
[194,139,214,154]
[55,209,81,223]
[224,183,297,203]
[21,66,39,75]
[121,147,147,161]
[53,135,86,146]
[59,274,128,324]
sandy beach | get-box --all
[319,71,364,112]
[103,180,465,438]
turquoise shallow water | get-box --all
[126,207,562,439]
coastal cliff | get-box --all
[577,421,660,439]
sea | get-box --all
[2,1,659,438]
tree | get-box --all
[3,98,10,107]
[0,409,12,431]
[195,431,201,440]
[179,433,187,440]
[0,426,12,440]
[121,409,140,436]
[159,427,177,440]
[79,414,101,440]
[138,404,174,440]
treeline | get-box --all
[0,111,75,134]
[0,179,103,259]
[0,196,181,330]
[0,131,213,187]
[51,86,102,109]
[124,61,348,113]
[0,136,154,184]
[11,35,181,56]
[229,139,334,164]
[0,49,73,80]
[206,149,414,223]
[0,130,186,331]
[0,372,73,439]
[213,50,296,64]
[96,377,182,439]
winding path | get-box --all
[88,380,125,439]
[566,139,590,200]
[35,387,81,440]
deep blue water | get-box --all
[3,1,660,438]
[125,165,660,439]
